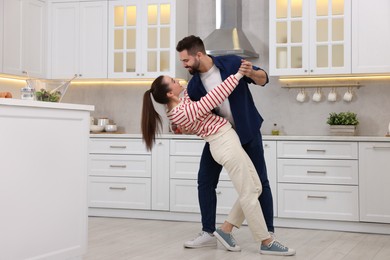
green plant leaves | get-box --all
[327,112,359,125]
[35,88,61,102]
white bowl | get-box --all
[90,125,104,133]
[104,124,117,132]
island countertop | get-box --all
[0,98,94,111]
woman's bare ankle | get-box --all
[262,237,274,246]
[220,221,234,233]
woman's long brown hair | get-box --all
[141,76,170,151]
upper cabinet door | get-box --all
[79,1,108,78]
[108,0,143,78]
[108,0,188,79]
[309,0,351,75]
[22,0,46,77]
[49,1,108,79]
[352,0,390,74]
[269,0,351,76]
[0,0,3,73]
[3,0,46,78]
[269,0,309,76]
[141,0,175,79]
[50,2,80,79]
[3,0,23,76]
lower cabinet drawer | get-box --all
[89,138,150,155]
[277,159,358,185]
[170,139,205,156]
[170,156,229,181]
[89,154,151,178]
[170,179,237,214]
[88,177,151,210]
[278,183,359,221]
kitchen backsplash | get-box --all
[1,73,390,137]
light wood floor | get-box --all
[84,217,390,260]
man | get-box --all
[176,35,275,248]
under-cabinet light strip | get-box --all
[282,83,361,89]
[0,76,187,85]
[279,75,390,82]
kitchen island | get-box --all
[0,99,94,260]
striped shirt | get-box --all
[166,74,239,138]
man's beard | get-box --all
[186,59,201,75]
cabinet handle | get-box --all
[216,191,222,195]
[109,165,127,168]
[307,170,327,174]
[304,69,308,72]
[306,149,326,152]
[109,145,127,149]
[109,187,127,190]
[307,195,327,199]
[372,146,390,150]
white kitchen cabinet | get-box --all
[269,0,351,76]
[169,139,276,216]
[352,0,390,73]
[359,142,390,224]
[108,0,188,79]
[89,176,151,209]
[0,0,4,72]
[0,99,93,260]
[278,183,359,221]
[3,0,46,78]
[169,139,235,214]
[49,0,107,79]
[151,139,170,210]
[170,179,237,214]
[263,140,277,216]
[89,138,152,210]
[277,141,359,221]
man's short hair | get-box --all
[176,35,206,56]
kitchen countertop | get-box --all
[0,98,94,111]
[90,133,390,142]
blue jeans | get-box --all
[198,131,274,233]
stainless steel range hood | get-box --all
[203,0,259,58]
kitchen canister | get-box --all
[20,85,36,100]
[97,118,110,126]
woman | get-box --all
[141,67,295,256]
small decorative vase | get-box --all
[329,125,357,136]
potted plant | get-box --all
[326,112,359,136]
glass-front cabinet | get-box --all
[108,0,187,79]
[269,0,351,76]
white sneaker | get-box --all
[184,231,217,248]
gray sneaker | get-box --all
[183,231,217,248]
[260,239,296,256]
[213,228,241,252]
